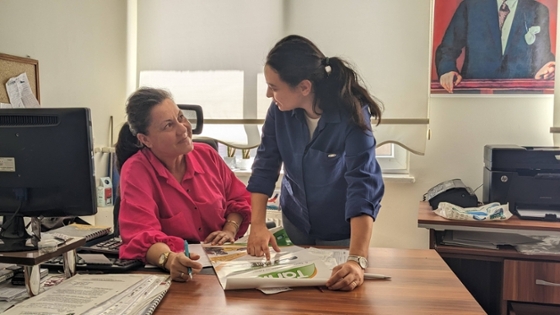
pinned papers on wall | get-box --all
[5,73,40,108]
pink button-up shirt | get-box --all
[119,143,251,261]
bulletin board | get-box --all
[0,53,40,104]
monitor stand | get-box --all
[0,215,38,252]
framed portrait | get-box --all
[431,0,557,94]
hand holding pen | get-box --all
[166,242,202,282]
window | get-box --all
[376,144,409,174]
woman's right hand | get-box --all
[247,224,280,260]
[167,252,203,282]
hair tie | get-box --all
[323,57,332,77]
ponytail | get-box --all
[115,122,142,173]
[316,57,383,131]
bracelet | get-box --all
[225,220,240,232]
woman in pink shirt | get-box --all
[115,87,251,282]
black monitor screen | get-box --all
[0,108,97,251]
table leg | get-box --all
[23,265,41,296]
[62,249,77,278]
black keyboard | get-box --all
[41,254,144,273]
[84,236,122,255]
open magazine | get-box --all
[203,244,340,290]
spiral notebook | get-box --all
[127,276,171,315]
[46,223,112,241]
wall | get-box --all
[0,0,555,249]
[0,0,128,180]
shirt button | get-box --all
[198,227,201,231]
[187,189,190,192]
[194,207,198,210]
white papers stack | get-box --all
[442,230,540,250]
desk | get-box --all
[154,247,484,315]
[418,201,560,315]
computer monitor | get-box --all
[0,108,97,252]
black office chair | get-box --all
[112,195,121,237]
[178,104,219,151]
[178,104,204,135]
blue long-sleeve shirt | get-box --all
[247,103,384,241]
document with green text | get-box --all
[203,245,335,290]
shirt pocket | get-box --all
[304,148,344,187]
[160,210,192,235]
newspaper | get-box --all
[204,244,335,290]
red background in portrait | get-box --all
[431,0,557,81]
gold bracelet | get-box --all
[225,220,240,232]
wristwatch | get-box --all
[158,251,171,270]
[347,255,368,269]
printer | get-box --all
[483,145,560,221]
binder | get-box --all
[126,276,171,315]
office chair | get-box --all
[178,104,204,134]
[178,104,219,151]
[112,195,121,237]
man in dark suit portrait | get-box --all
[436,0,556,93]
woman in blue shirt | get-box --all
[246,35,385,291]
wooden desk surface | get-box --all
[418,201,560,234]
[154,247,484,315]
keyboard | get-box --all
[84,236,122,255]
[41,254,144,273]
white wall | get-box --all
[0,0,127,180]
[1,0,555,249]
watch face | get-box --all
[348,255,367,269]
[159,252,168,267]
[358,257,367,268]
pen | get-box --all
[364,273,391,280]
[184,240,193,280]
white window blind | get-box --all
[136,0,430,155]
[139,70,258,148]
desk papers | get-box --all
[3,274,169,315]
[515,235,560,255]
[203,244,337,290]
[442,230,540,250]
[5,73,40,108]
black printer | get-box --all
[483,145,560,221]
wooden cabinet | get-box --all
[503,260,560,305]
[418,202,560,315]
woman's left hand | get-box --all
[325,261,364,291]
[204,230,236,245]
